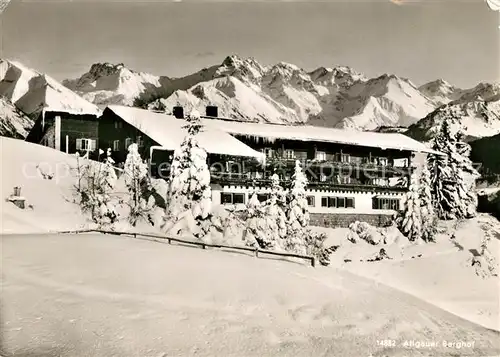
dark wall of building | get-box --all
[99,108,158,163]
[60,118,99,156]
[25,111,99,158]
[470,133,500,177]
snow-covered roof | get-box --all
[106,106,265,160]
[201,118,442,155]
[41,107,102,117]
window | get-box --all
[306,196,315,207]
[373,198,400,211]
[263,148,274,158]
[125,138,132,149]
[321,196,355,209]
[321,197,336,208]
[341,154,350,163]
[137,135,144,148]
[257,193,270,202]
[378,157,388,166]
[220,192,246,205]
[114,121,123,129]
[284,149,295,160]
[339,175,351,184]
[113,140,120,151]
[76,138,96,151]
[315,151,326,161]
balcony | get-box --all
[210,172,408,193]
[263,156,412,175]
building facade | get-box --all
[25,110,100,159]
[27,105,439,228]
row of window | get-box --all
[262,148,351,162]
[260,148,404,166]
[221,192,401,211]
[320,196,355,209]
[76,138,96,151]
[75,137,144,152]
[113,136,144,151]
[373,198,400,211]
[221,192,356,209]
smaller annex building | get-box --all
[25,108,102,160]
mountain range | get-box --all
[1,56,499,143]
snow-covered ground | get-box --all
[318,215,500,332]
[2,232,499,357]
[2,137,499,356]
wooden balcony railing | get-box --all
[263,157,413,174]
[210,172,408,192]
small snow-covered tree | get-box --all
[75,148,118,227]
[430,118,479,220]
[124,143,151,227]
[164,110,212,233]
[400,172,422,241]
[419,162,437,242]
[267,173,287,243]
[285,160,309,254]
[243,193,268,248]
[244,177,287,250]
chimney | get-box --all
[173,106,184,119]
[206,105,218,118]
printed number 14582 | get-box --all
[377,340,396,347]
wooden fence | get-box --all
[57,229,317,267]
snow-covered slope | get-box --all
[418,79,463,106]
[65,55,441,129]
[406,82,500,142]
[0,137,90,233]
[315,74,437,130]
[0,59,100,119]
[0,97,33,138]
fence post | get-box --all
[168,238,171,244]
[254,248,259,258]
[311,257,316,267]
[202,244,206,250]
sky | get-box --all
[0,0,498,88]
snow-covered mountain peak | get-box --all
[63,62,163,106]
[0,58,100,119]
[309,66,365,88]
[215,55,267,82]
[455,82,500,103]
[419,79,462,106]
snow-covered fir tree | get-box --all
[124,143,151,226]
[400,172,422,241]
[285,160,310,254]
[419,162,437,242]
[267,173,287,243]
[243,176,287,250]
[76,148,118,227]
[430,118,479,220]
[243,193,269,248]
[164,110,212,231]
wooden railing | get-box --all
[55,229,317,267]
[211,173,408,192]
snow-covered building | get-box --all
[25,109,101,159]
[99,105,439,227]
